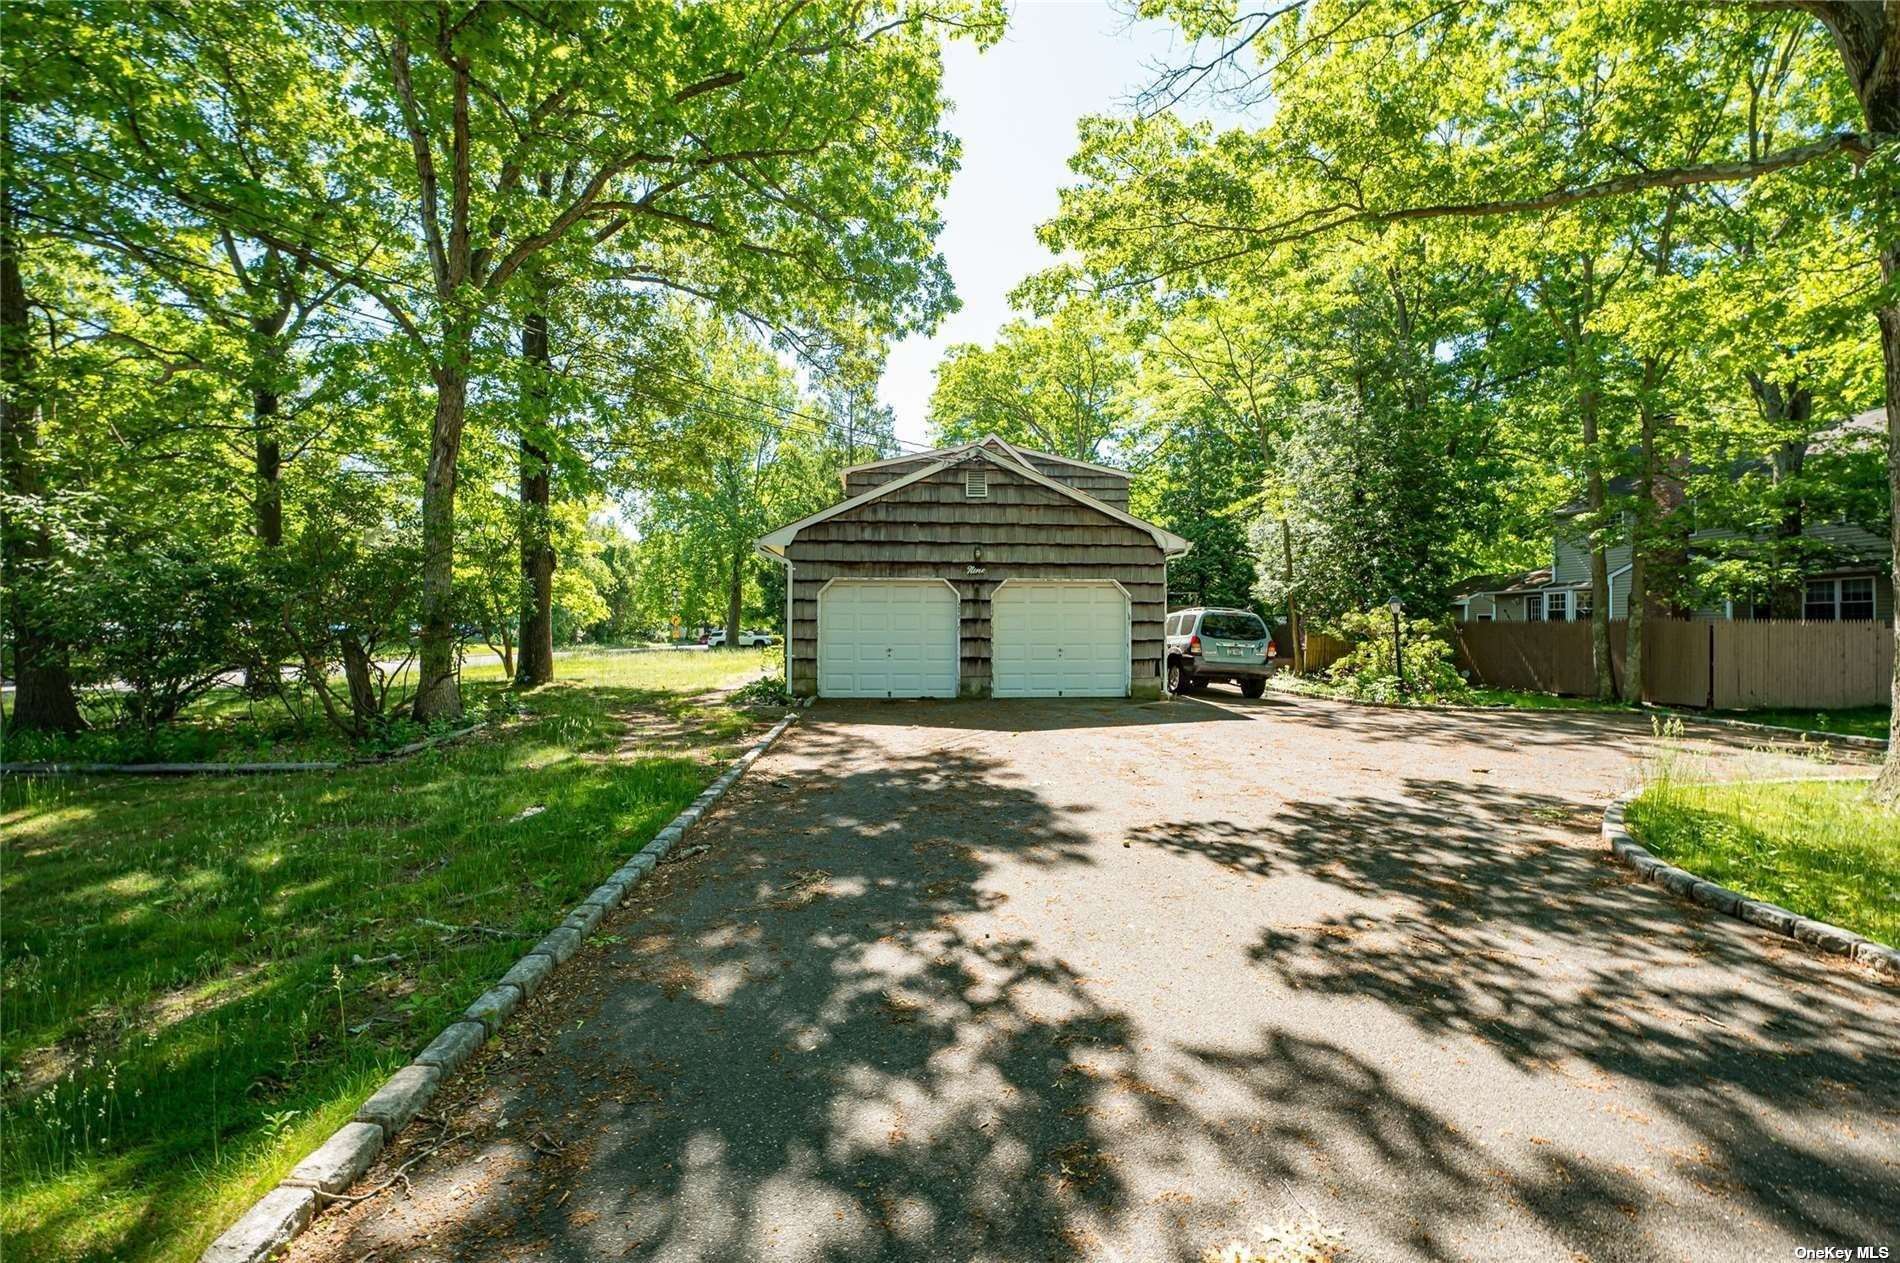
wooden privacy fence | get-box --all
[1452,618,1894,709]
[1303,630,1351,673]
[1712,620,1895,709]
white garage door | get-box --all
[818,581,959,698]
[991,583,1129,698]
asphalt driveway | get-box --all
[290,693,1897,1263]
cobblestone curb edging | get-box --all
[198,709,801,1263]
[1602,793,1898,983]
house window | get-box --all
[1841,576,1876,621]
[1477,612,1494,622]
[1546,591,1569,622]
[1807,575,1878,622]
[1526,593,1545,621]
[964,466,988,499]
[1574,589,1592,621]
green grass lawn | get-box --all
[1626,776,1898,947]
[0,645,732,766]
[1460,686,1633,712]
[1716,705,1890,741]
[0,649,775,1263]
[1273,674,1891,741]
[1270,674,1635,713]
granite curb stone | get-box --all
[581,877,632,910]
[200,1186,317,1263]
[353,1063,441,1138]
[463,982,525,1036]
[499,951,557,1000]
[414,1020,486,1074]
[283,1122,384,1194]
[562,902,606,937]
[532,925,584,965]
[1602,793,1898,982]
[199,710,800,1262]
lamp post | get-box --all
[1387,596,1406,695]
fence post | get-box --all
[1706,621,1715,710]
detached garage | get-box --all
[756,436,1189,700]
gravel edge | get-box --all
[1602,792,1898,984]
[197,708,801,1263]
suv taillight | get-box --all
[1266,640,1277,658]
[1188,635,1202,655]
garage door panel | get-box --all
[992,583,1129,698]
[818,582,958,698]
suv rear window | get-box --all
[1200,612,1266,640]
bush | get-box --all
[68,546,262,732]
[265,492,422,739]
[730,673,794,708]
[730,648,792,708]
[1323,609,1470,703]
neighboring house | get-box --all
[1456,409,1892,623]
[755,435,1190,700]
[1451,569,1555,622]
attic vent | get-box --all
[964,466,988,500]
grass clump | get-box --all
[1718,705,1889,741]
[1,650,763,1263]
[1627,769,1898,947]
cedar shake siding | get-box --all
[843,442,1131,509]
[766,442,1181,701]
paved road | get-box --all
[291,694,1896,1263]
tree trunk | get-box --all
[1281,517,1305,674]
[340,638,379,735]
[413,366,467,722]
[1749,374,1812,616]
[250,307,289,548]
[1839,42,1900,802]
[0,113,84,733]
[241,383,284,698]
[1580,385,1616,701]
[1871,260,1900,803]
[1626,396,1656,704]
[254,398,283,547]
[726,544,745,649]
[515,309,555,687]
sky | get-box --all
[876,1,1249,449]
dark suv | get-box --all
[1165,607,1276,698]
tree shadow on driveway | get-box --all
[1129,775,1899,1253]
[290,717,1895,1263]
[294,724,1186,1261]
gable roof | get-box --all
[1452,568,1552,599]
[1552,408,1886,517]
[839,434,1129,486]
[759,444,1189,558]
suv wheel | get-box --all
[1240,678,1266,699]
[1167,659,1186,694]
